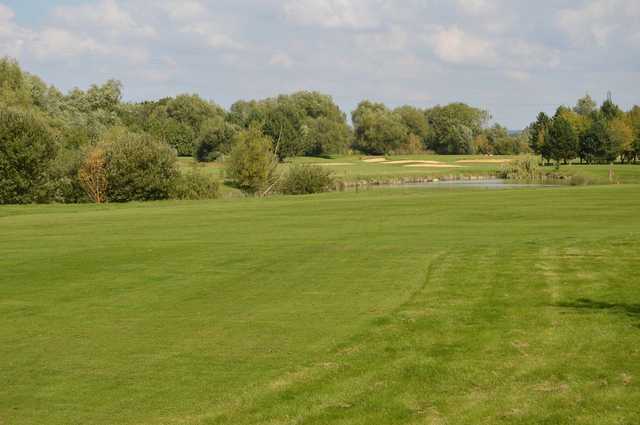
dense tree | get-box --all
[194,117,239,162]
[102,128,179,202]
[0,107,58,204]
[601,99,624,121]
[262,97,306,160]
[227,100,266,128]
[529,112,551,160]
[302,116,352,156]
[395,106,430,141]
[229,92,350,160]
[605,117,632,163]
[579,117,608,164]
[479,124,529,155]
[226,126,278,194]
[425,103,489,154]
[627,106,640,161]
[547,114,579,164]
[352,102,408,155]
[574,94,597,116]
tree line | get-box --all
[0,57,554,204]
[529,95,640,165]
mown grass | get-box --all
[2,185,640,424]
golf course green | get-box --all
[2,184,640,424]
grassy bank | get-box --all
[2,185,640,424]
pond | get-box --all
[356,179,562,190]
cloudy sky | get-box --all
[1,0,638,128]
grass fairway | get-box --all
[2,185,640,424]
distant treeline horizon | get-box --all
[1,56,639,205]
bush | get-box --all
[226,127,278,195]
[48,147,87,203]
[103,130,179,202]
[171,169,220,200]
[0,107,58,204]
[498,156,544,181]
[279,164,335,195]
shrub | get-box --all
[498,156,545,181]
[47,147,87,203]
[103,130,179,202]
[226,127,278,195]
[78,145,108,203]
[279,164,335,195]
[0,107,58,204]
[171,169,220,200]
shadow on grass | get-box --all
[555,298,640,328]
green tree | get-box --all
[394,106,430,140]
[601,99,623,121]
[580,117,607,164]
[574,94,597,116]
[425,103,489,154]
[547,114,578,165]
[529,112,551,160]
[262,97,307,160]
[303,116,352,156]
[226,127,278,194]
[194,117,239,162]
[142,94,225,156]
[605,117,632,163]
[0,107,58,204]
[102,129,179,202]
[352,102,408,155]
[627,106,640,161]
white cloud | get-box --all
[31,28,106,59]
[456,0,498,15]
[181,23,243,50]
[356,27,408,51]
[283,0,380,29]
[160,0,207,21]
[157,0,243,50]
[53,0,157,39]
[269,52,294,68]
[0,5,32,58]
[504,69,530,82]
[556,0,640,48]
[429,26,497,66]
[0,4,14,22]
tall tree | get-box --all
[547,114,578,165]
[529,112,551,160]
[601,99,623,121]
[352,102,408,155]
[574,94,597,116]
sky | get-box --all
[0,0,638,129]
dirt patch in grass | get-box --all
[362,158,388,163]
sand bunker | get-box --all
[362,158,388,163]
[404,164,465,168]
[456,159,513,164]
[382,160,444,165]
[315,163,353,166]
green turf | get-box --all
[2,185,640,424]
